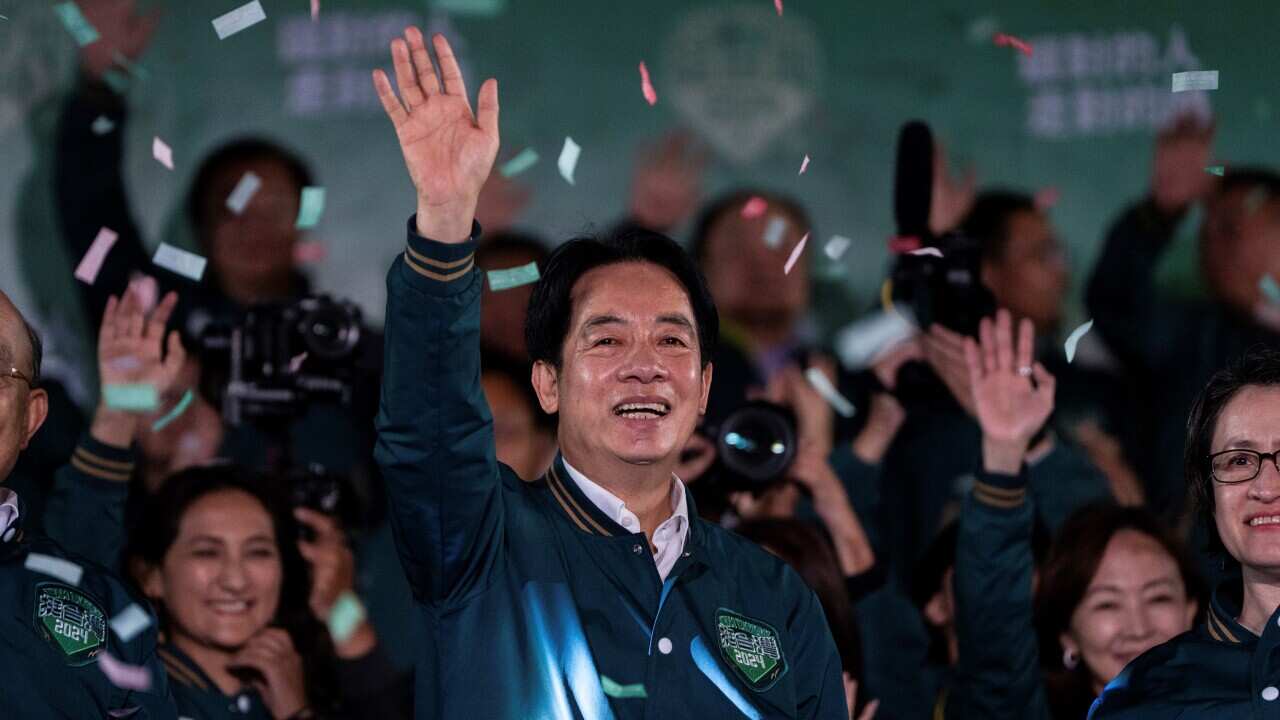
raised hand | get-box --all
[372,28,499,243]
[629,130,708,232]
[928,140,976,236]
[1151,112,1216,214]
[78,0,161,81]
[963,309,1055,474]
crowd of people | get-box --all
[5,7,1280,720]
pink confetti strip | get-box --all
[152,136,173,170]
[98,651,151,691]
[783,232,809,275]
[311,0,319,20]
[774,0,783,16]
[798,154,810,175]
[74,227,119,285]
[888,235,922,253]
[1034,186,1059,210]
[288,352,308,373]
[638,61,657,106]
[293,240,327,264]
[993,32,1033,57]
[741,196,768,219]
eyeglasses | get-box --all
[1209,449,1280,484]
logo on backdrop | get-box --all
[662,4,822,166]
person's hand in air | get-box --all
[78,0,161,82]
[1151,112,1216,215]
[295,507,377,658]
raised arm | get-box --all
[370,28,505,606]
[946,310,1054,720]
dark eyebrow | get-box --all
[1220,438,1260,450]
[656,314,695,332]
[581,314,625,332]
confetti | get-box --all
[557,137,581,185]
[74,228,119,285]
[311,0,319,20]
[152,137,173,170]
[98,652,151,691]
[499,148,539,178]
[1261,275,1280,305]
[741,196,768,219]
[824,235,851,260]
[888,235,921,253]
[293,241,327,264]
[1064,319,1094,364]
[110,603,152,643]
[326,591,367,644]
[763,216,788,248]
[1171,70,1218,93]
[104,383,159,412]
[295,186,326,229]
[601,675,648,699]
[639,61,658,106]
[152,243,207,281]
[783,232,809,275]
[211,0,266,40]
[908,247,943,258]
[433,0,507,15]
[487,261,540,291]
[804,367,856,418]
[992,32,1032,56]
[798,154,810,175]
[151,390,194,431]
[91,116,115,135]
[225,172,262,215]
[53,2,99,47]
[833,310,916,370]
[1205,165,1225,176]
[288,352,308,373]
[773,0,783,16]
[24,553,83,586]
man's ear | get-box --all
[530,360,560,415]
[20,388,48,450]
[698,362,713,415]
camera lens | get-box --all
[715,400,797,490]
[299,301,360,359]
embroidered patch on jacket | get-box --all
[716,608,787,691]
[34,583,107,666]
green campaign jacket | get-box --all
[0,492,176,718]
[1088,572,1280,719]
[374,217,847,719]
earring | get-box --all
[1062,647,1079,670]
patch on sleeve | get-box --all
[34,583,108,666]
[716,608,788,692]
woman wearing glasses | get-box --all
[1091,348,1280,718]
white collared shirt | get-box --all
[561,459,689,581]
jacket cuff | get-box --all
[69,433,135,484]
[972,467,1028,510]
[400,214,480,290]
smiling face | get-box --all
[531,261,712,472]
[1062,530,1196,693]
[0,292,47,482]
[145,489,282,653]
[1211,385,1280,572]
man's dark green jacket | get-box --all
[373,218,846,719]
[1089,573,1280,719]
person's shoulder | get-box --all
[1089,626,1246,718]
[16,534,151,612]
[698,520,811,597]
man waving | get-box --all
[371,28,846,719]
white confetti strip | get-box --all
[211,0,266,40]
[24,553,83,585]
[225,172,262,215]
[833,310,917,370]
[91,116,115,135]
[98,651,151,691]
[783,233,809,275]
[152,136,173,170]
[74,227,119,285]
[1171,70,1218,93]
[763,215,788,248]
[1064,319,1094,364]
[152,242,208,281]
[110,603,152,643]
[558,137,581,185]
[908,247,943,258]
[824,235,851,260]
[804,367,855,418]
[798,154,810,174]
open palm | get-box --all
[373,28,499,241]
[963,310,1055,445]
[97,281,186,401]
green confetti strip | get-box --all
[295,186,326,229]
[600,675,647,699]
[487,261,540,291]
[1205,165,1225,176]
[150,389,194,431]
[499,148,539,178]
[432,0,506,16]
[326,591,366,644]
[53,2,99,47]
[103,383,159,412]
[1261,275,1280,305]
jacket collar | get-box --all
[1206,573,1252,645]
[157,642,217,693]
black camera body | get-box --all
[702,400,799,494]
[193,295,367,426]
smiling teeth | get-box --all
[210,600,249,611]
[1250,516,1280,526]
[615,403,668,416]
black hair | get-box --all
[960,189,1038,264]
[127,465,340,713]
[689,189,813,265]
[524,227,718,369]
[1186,347,1280,560]
[1218,166,1280,198]
[21,317,41,385]
[481,345,555,434]
[185,137,315,242]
